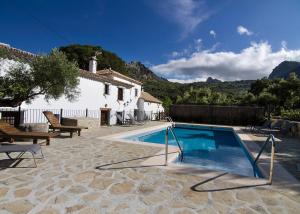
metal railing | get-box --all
[165,116,175,127]
[254,134,276,184]
[165,125,183,165]
[0,107,100,125]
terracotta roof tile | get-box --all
[0,44,36,62]
[140,91,162,104]
[79,69,133,88]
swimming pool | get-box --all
[125,124,263,178]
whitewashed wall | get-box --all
[144,101,164,120]
[0,58,30,76]
[22,78,102,109]
[21,76,143,125]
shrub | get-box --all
[281,109,300,121]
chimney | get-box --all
[89,56,97,73]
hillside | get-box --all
[269,61,300,79]
[126,61,253,102]
[58,45,254,102]
[126,61,167,82]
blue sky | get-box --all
[1,0,300,81]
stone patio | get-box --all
[0,121,299,214]
[249,132,300,181]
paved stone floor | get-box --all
[0,122,299,214]
[249,132,300,181]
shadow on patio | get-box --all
[94,152,178,170]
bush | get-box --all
[281,109,300,121]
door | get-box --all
[100,109,110,126]
[116,111,123,125]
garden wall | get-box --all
[170,105,265,126]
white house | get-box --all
[0,44,164,125]
[140,91,164,120]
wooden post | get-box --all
[123,110,125,124]
[165,128,169,166]
[17,106,21,127]
[60,108,63,124]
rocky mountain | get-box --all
[125,61,167,82]
[269,61,300,79]
[206,77,222,83]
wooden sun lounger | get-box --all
[0,120,58,145]
[43,111,88,137]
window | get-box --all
[135,88,138,97]
[118,88,124,100]
[104,84,109,95]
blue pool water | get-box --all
[125,125,262,178]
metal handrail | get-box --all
[254,134,276,184]
[168,126,183,154]
[165,116,173,122]
[165,116,175,127]
[165,126,183,165]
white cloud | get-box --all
[169,39,202,59]
[169,39,220,59]
[141,60,154,68]
[281,40,288,50]
[152,0,211,38]
[169,48,191,58]
[194,38,203,51]
[171,51,180,57]
[237,25,253,36]
[168,77,208,83]
[209,30,216,38]
[152,41,300,82]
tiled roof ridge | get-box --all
[97,68,142,85]
[79,69,133,89]
[0,44,37,58]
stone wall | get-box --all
[62,117,100,128]
[270,119,300,137]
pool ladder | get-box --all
[165,125,183,165]
[165,116,175,127]
[254,134,276,184]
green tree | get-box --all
[162,97,173,113]
[0,49,79,107]
[59,44,127,73]
[209,92,228,105]
[257,91,278,119]
[240,92,256,105]
[249,77,271,96]
[176,95,183,104]
[196,88,211,104]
